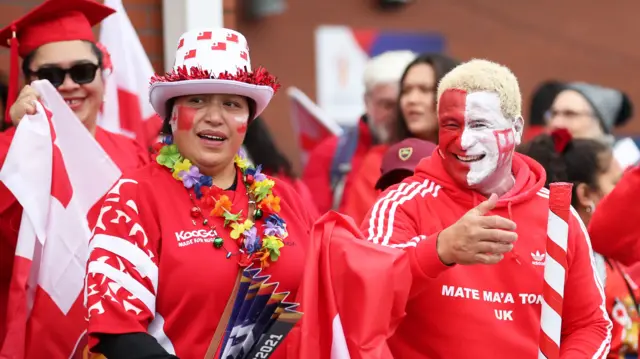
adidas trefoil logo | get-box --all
[531,251,546,266]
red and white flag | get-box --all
[290,212,411,359]
[98,0,162,147]
[286,87,343,167]
[0,80,121,358]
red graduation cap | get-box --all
[0,0,115,123]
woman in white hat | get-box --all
[84,28,315,359]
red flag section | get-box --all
[286,87,343,167]
[0,80,122,359]
[290,212,411,359]
[98,0,162,147]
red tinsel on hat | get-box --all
[150,65,281,93]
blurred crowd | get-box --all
[2,0,640,358]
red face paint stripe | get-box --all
[492,129,516,166]
[438,88,471,186]
[438,88,468,153]
[175,105,197,132]
[438,88,467,122]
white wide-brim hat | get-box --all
[149,28,279,120]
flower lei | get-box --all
[153,137,287,267]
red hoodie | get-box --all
[589,165,640,267]
[302,118,373,213]
[361,150,612,358]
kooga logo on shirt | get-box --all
[175,229,218,247]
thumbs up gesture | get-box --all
[436,194,518,266]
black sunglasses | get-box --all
[28,63,100,88]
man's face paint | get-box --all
[438,89,518,189]
[170,105,198,132]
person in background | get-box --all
[243,116,319,218]
[361,59,611,358]
[374,138,436,192]
[0,0,149,350]
[546,82,633,142]
[343,53,458,224]
[521,80,562,143]
[519,129,633,358]
[589,163,640,268]
[302,50,416,214]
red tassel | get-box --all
[5,25,18,124]
[150,65,281,93]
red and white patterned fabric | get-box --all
[149,28,277,120]
[85,163,316,358]
[539,183,572,359]
[0,80,122,358]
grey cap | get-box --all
[564,82,633,133]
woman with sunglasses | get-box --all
[0,0,149,349]
[84,28,315,358]
[0,0,149,170]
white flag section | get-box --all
[0,80,121,359]
[98,0,160,145]
[287,87,343,167]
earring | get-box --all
[586,203,595,213]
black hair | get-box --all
[392,53,460,143]
[517,133,611,208]
[0,73,8,131]
[21,40,104,77]
[529,80,563,126]
[243,117,294,178]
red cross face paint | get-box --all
[438,89,517,189]
[170,105,198,132]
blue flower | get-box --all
[162,135,173,145]
[194,175,213,199]
[266,214,285,226]
[198,175,213,187]
[264,214,286,237]
[244,227,261,253]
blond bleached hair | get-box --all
[437,59,522,119]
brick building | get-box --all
[1,0,639,172]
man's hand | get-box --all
[9,85,41,126]
[437,193,517,265]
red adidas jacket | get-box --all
[589,165,640,267]
[302,118,373,214]
[361,150,612,358]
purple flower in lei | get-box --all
[246,164,267,182]
[243,227,261,253]
[237,147,248,161]
[179,165,202,189]
[264,214,287,237]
